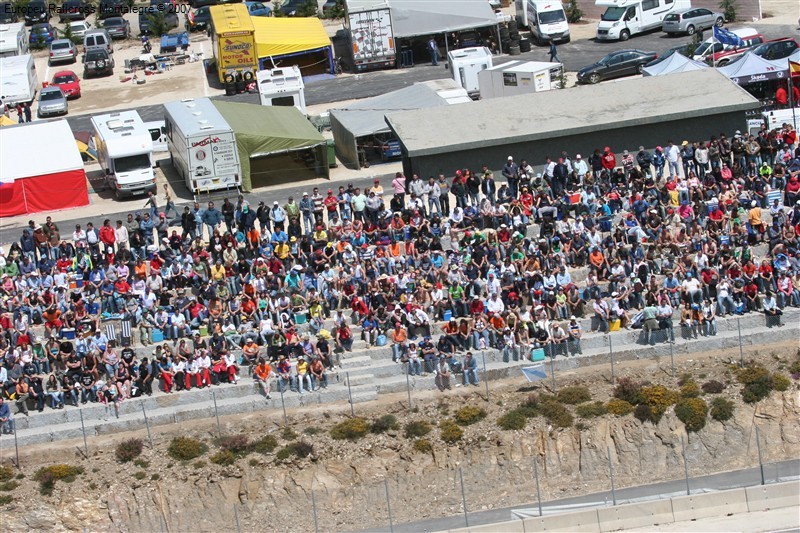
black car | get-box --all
[23,0,49,25]
[98,0,127,20]
[0,2,18,23]
[186,6,211,32]
[139,6,179,35]
[577,49,658,84]
[83,48,115,77]
[750,38,799,61]
[59,0,89,22]
[645,44,689,68]
[103,16,131,39]
[280,0,315,16]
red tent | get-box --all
[0,119,89,217]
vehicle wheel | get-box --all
[589,73,600,84]
[619,30,630,41]
[686,25,695,35]
[637,63,644,73]
[717,59,728,66]
[714,17,724,27]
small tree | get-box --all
[719,0,737,22]
[145,12,170,37]
[565,0,583,23]
[297,0,318,17]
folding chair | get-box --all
[120,319,132,347]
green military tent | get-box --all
[212,101,328,192]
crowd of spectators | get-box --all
[1,121,800,433]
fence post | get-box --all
[279,384,287,425]
[680,435,690,495]
[212,391,221,436]
[311,489,319,533]
[459,467,469,527]
[384,478,394,533]
[669,338,675,378]
[482,350,490,403]
[141,402,154,449]
[737,318,745,368]
[159,515,164,533]
[755,425,765,485]
[608,335,616,382]
[549,346,556,392]
[607,446,617,506]
[405,370,412,411]
[533,457,543,517]
[233,504,241,533]
[346,372,355,416]
[12,425,20,469]
[79,408,89,459]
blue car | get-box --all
[30,23,56,46]
[244,1,271,17]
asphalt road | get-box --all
[358,458,800,533]
[63,21,797,133]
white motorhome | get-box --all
[0,53,38,105]
[479,60,563,99]
[144,120,168,152]
[448,47,493,98]
[163,98,242,194]
[515,0,570,44]
[256,66,306,115]
[91,111,157,199]
[596,0,690,41]
[0,23,29,58]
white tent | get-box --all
[717,51,789,86]
[347,0,497,39]
[642,53,709,77]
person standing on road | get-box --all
[24,102,31,123]
[548,39,560,63]
[428,38,439,66]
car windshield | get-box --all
[114,154,151,173]
[693,42,718,55]
[601,7,625,21]
[539,10,565,24]
[53,74,75,83]
[597,54,615,65]
[86,51,106,60]
[104,18,123,26]
[41,91,63,101]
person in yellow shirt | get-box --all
[274,241,291,261]
[747,200,764,238]
[210,260,226,282]
[296,357,312,394]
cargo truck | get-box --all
[210,4,257,85]
[344,0,395,72]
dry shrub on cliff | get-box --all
[330,418,370,441]
[454,406,487,426]
[404,421,432,438]
[556,386,592,405]
[606,399,634,416]
[167,437,208,461]
[115,439,144,463]
[710,397,735,422]
[613,378,643,405]
[439,420,464,444]
[675,397,708,432]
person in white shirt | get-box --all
[114,221,129,249]
[196,351,211,388]
[681,273,702,305]
[665,140,681,177]
[486,293,505,315]
[573,154,589,176]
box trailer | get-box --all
[478,60,563,99]
[91,110,157,199]
[210,4,257,85]
[448,46,493,98]
[257,65,306,115]
[0,53,38,105]
[596,0,690,41]
[0,22,29,58]
[163,98,242,194]
[344,0,395,72]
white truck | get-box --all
[163,98,242,195]
[91,111,157,199]
[344,0,395,72]
[479,60,564,99]
[257,66,306,115]
[515,0,570,44]
[0,53,37,105]
[595,0,690,41]
[448,47,493,98]
[762,109,799,132]
[0,23,29,58]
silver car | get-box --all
[49,39,78,65]
[662,8,724,36]
[37,86,68,118]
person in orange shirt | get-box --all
[253,358,274,399]
[488,312,506,348]
[589,248,608,279]
[391,322,407,362]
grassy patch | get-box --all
[168,437,208,461]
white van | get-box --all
[0,53,38,105]
[515,0,570,44]
[596,0,690,41]
[0,23,29,58]
[91,111,157,199]
[163,98,242,194]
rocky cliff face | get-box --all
[3,391,798,532]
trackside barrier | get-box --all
[745,482,800,512]
[669,489,749,522]
[596,499,674,532]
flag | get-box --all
[521,365,548,382]
[790,60,800,76]
[713,26,743,47]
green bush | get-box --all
[737,365,775,403]
[701,380,725,394]
[675,398,708,432]
[404,421,432,439]
[210,450,237,466]
[719,0,737,22]
[680,381,700,398]
[454,406,487,426]
[640,385,679,422]
[303,427,321,436]
[613,378,643,405]
[371,414,399,434]
[217,434,252,455]
[167,437,208,461]
[633,404,655,424]
[0,480,19,491]
[576,401,607,418]
[497,410,527,430]
[565,0,583,22]
[253,435,279,455]
[33,464,84,496]
[133,459,149,469]
[0,494,12,506]
[439,420,464,444]
[788,358,800,376]
[539,397,574,428]
[133,471,146,480]
[710,397,735,422]
[556,386,592,405]
[413,438,433,453]
[606,399,634,416]
[330,418,370,441]
[151,474,160,481]
[115,438,144,463]
[192,460,206,469]
[0,465,13,482]
[276,441,314,461]
[281,427,298,441]
[773,374,790,392]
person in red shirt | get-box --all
[114,278,131,295]
[601,146,617,173]
[775,85,788,107]
[323,189,338,222]
[99,219,116,253]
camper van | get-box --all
[596,0,690,41]
[448,47,493,98]
[144,120,168,152]
[0,53,38,105]
[91,110,157,199]
[515,0,570,44]
[256,66,306,115]
[0,22,29,57]
[163,98,242,194]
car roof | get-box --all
[51,39,73,45]
[53,70,77,77]
[41,86,64,94]
[103,16,126,22]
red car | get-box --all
[51,70,81,99]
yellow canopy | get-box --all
[0,115,17,127]
[251,17,332,59]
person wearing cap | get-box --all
[636,146,653,179]
[461,351,479,386]
[390,322,408,363]
[298,192,314,234]
[434,354,452,391]
[502,156,519,198]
